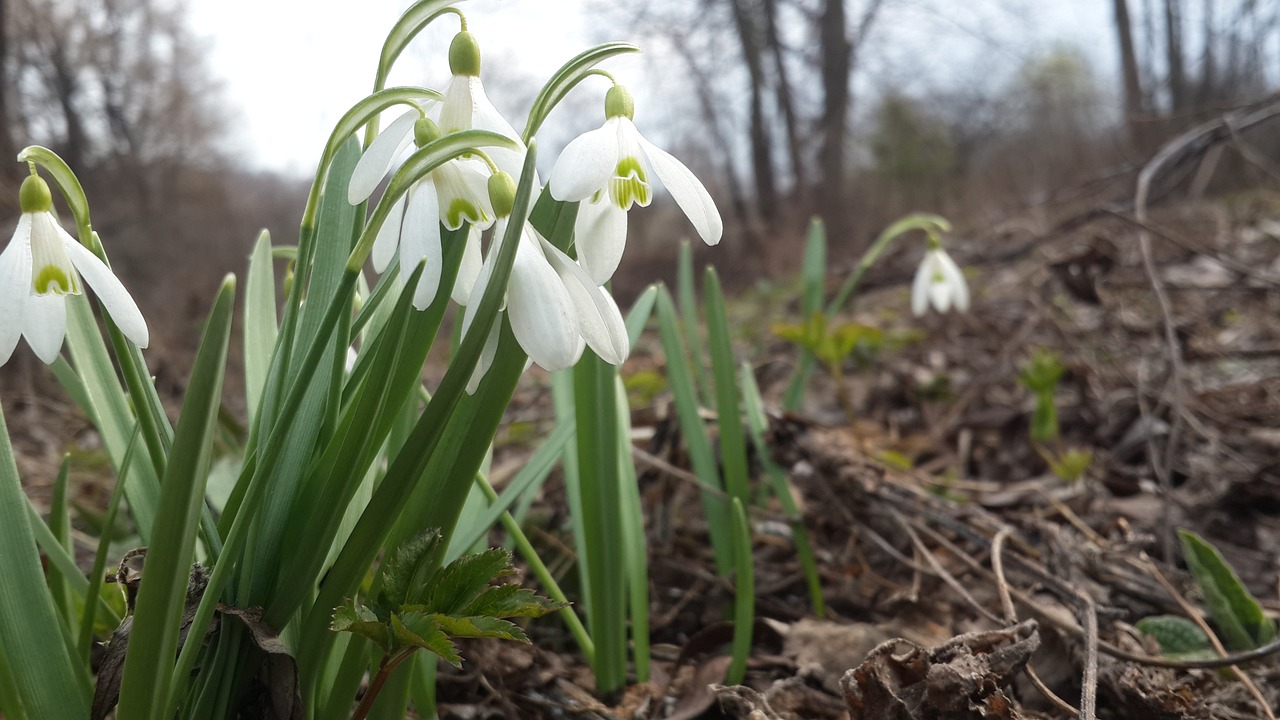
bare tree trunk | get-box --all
[669,34,761,260]
[1113,0,1146,148]
[763,0,806,209]
[1164,0,1186,113]
[818,0,882,251]
[728,0,779,227]
[0,0,19,192]
[818,0,851,244]
[50,45,87,172]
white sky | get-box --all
[188,1,1120,177]
[189,0,599,176]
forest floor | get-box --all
[6,150,1280,719]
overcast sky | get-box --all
[188,1,1120,177]
[189,0,599,176]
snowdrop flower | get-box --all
[548,83,722,284]
[349,112,493,310]
[438,30,526,179]
[0,174,147,365]
[462,173,629,393]
[911,240,969,316]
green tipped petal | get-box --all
[33,264,76,295]
[609,156,651,210]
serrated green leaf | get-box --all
[1179,529,1277,650]
[392,613,460,667]
[332,602,392,652]
[432,614,527,643]
[460,584,566,619]
[422,548,514,615]
[1136,615,1213,655]
[380,530,446,611]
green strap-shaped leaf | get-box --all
[1179,529,1277,651]
[117,276,236,720]
[63,294,162,542]
[741,361,825,616]
[0,401,90,717]
[726,497,755,686]
[244,229,278,425]
[705,267,750,506]
[656,285,733,574]
[783,218,826,411]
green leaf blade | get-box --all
[117,276,236,720]
[1179,529,1276,650]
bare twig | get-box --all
[1132,98,1280,560]
[992,528,1081,718]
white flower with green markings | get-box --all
[462,173,629,392]
[438,30,526,179]
[0,174,147,365]
[911,242,969,316]
[549,83,722,284]
[350,111,491,310]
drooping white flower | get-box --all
[0,175,148,365]
[438,31,527,180]
[349,110,495,310]
[462,217,629,393]
[911,245,969,316]
[548,84,723,284]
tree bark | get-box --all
[0,0,19,189]
[1112,0,1146,148]
[728,0,779,227]
[818,0,882,250]
[1164,0,1186,113]
[763,0,806,208]
[818,0,852,243]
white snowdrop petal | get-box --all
[349,109,418,204]
[549,121,619,202]
[465,319,502,395]
[467,77,521,140]
[23,292,66,364]
[574,198,628,285]
[65,237,148,348]
[440,75,475,134]
[931,283,951,312]
[540,237,629,364]
[401,183,443,311]
[911,253,933,317]
[938,249,969,312]
[0,231,28,364]
[452,226,483,306]
[636,130,723,245]
[507,235,579,372]
[371,193,407,274]
[435,159,494,231]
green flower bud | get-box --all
[605,84,634,120]
[414,117,441,148]
[19,174,52,213]
[449,31,482,77]
[488,171,517,218]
